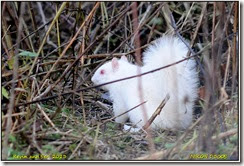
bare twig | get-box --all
[231,2,238,95]
[3,112,28,119]
[186,2,207,57]
[143,94,170,130]
[37,104,60,132]
[222,47,232,90]
[32,112,47,156]
[68,140,83,160]
[212,128,237,140]
[101,101,147,124]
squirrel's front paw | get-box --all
[123,124,141,133]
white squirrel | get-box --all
[91,35,199,130]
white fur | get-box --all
[91,35,199,130]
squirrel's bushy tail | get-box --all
[142,35,189,69]
[141,35,197,96]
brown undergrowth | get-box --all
[1,2,239,161]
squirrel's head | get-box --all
[91,55,129,90]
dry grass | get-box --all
[1,2,239,161]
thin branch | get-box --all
[186,2,207,57]
[37,104,60,132]
[101,101,147,124]
[143,94,170,130]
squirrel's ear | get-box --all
[112,57,119,71]
[121,55,128,62]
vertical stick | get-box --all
[131,2,155,154]
[2,2,25,160]
[232,2,238,95]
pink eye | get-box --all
[100,69,105,75]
